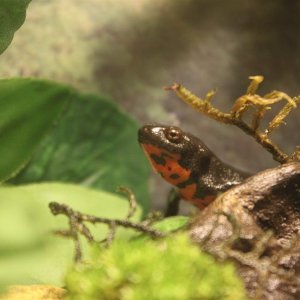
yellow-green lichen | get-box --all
[167,76,300,164]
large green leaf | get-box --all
[0,78,73,182]
[0,183,141,288]
[0,0,31,55]
[12,93,150,211]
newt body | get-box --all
[138,125,249,209]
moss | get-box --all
[64,234,247,300]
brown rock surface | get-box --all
[190,162,300,299]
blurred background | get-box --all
[1,0,299,211]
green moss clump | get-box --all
[64,234,247,300]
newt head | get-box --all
[138,125,193,182]
[138,125,213,203]
[138,124,248,209]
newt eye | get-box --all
[165,127,182,143]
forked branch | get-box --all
[49,187,166,262]
[166,76,300,164]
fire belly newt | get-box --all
[138,125,249,210]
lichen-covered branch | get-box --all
[166,76,300,164]
[49,187,166,262]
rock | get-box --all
[190,162,300,299]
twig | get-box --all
[141,211,163,226]
[117,186,137,220]
[166,76,300,164]
[49,202,166,237]
[49,200,167,262]
[102,221,116,248]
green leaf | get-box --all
[0,0,31,55]
[152,216,189,233]
[0,183,141,288]
[12,93,150,211]
[0,78,72,182]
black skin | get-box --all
[138,125,250,215]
